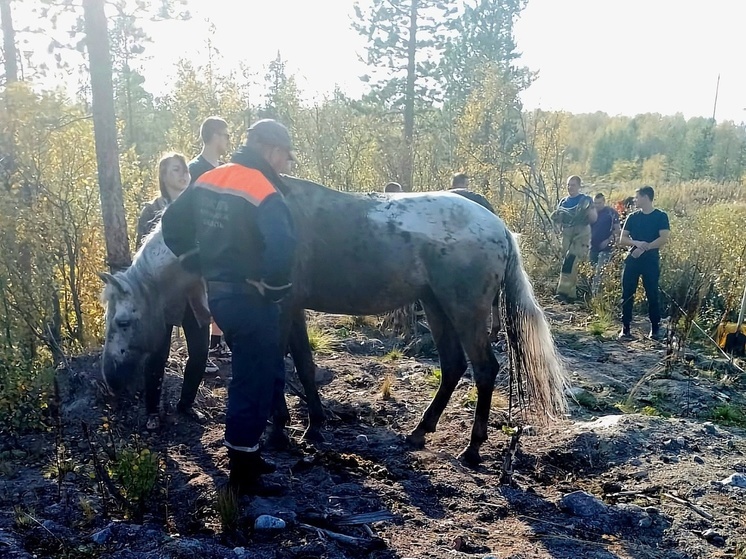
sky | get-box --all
[15,0,746,123]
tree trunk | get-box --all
[82,0,131,272]
[0,0,18,83]
[402,0,418,191]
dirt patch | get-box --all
[1,303,745,558]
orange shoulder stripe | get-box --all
[195,164,278,206]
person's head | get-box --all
[245,119,296,175]
[158,152,190,200]
[200,116,230,155]
[451,173,468,189]
[593,192,606,211]
[634,186,655,210]
[384,182,402,193]
[566,175,581,196]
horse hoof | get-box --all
[405,433,426,449]
[265,429,291,451]
[458,447,482,467]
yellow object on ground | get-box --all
[716,323,746,349]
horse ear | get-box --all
[98,272,125,295]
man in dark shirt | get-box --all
[189,117,231,357]
[590,193,620,294]
[618,186,670,340]
[188,116,230,185]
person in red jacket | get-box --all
[161,119,297,494]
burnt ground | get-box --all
[1,302,745,559]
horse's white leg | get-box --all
[406,295,468,449]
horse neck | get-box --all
[125,232,183,299]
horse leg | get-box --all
[287,309,326,442]
[406,295,467,449]
[455,314,501,467]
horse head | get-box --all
[99,270,168,395]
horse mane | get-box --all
[100,223,176,305]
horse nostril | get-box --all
[120,349,125,355]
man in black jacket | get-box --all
[161,119,297,494]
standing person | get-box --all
[188,116,231,185]
[136,153,211,430]
[551,175,597,302]
[589,193,621,295]
[188,117,232,358]
[618,186,670,340]
[451,172,469,189]
[161,119,297,494]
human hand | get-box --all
[600,239,610,250]
[631,247,645,258]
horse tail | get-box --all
[502,228,569,422]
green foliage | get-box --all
[0,356,53,435]
[214,486,240,533]
[109,445,161,510]
[709,405,746,427]
[382,349,403,362]
[426,367,442,388]
[306,326,338,355]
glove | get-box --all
[247,279,293,303]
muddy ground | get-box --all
[1,302,745,558]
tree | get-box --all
[441,0,531,106]
[0,0,18,83]
[353,0,457,190]
[82,0,130,272]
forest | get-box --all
[0,0,744,425]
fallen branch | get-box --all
[661,492,714,521]
[297,522,384,550]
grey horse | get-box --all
[100,177,568,465]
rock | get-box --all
[715,473,746,488]
[693,455,705,464]
[676,437,686,446]
[702,528,726,547]
[638,515,653,528]
[254,515,286,530]
[314,367,333,384]
[559,491,608,518]
[91,526,113,545]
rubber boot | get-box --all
[227,448,278,496]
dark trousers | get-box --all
[144,305,210,414]
[621,254,661,329]
[208,288,284,450]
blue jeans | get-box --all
[208,288,284,450]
